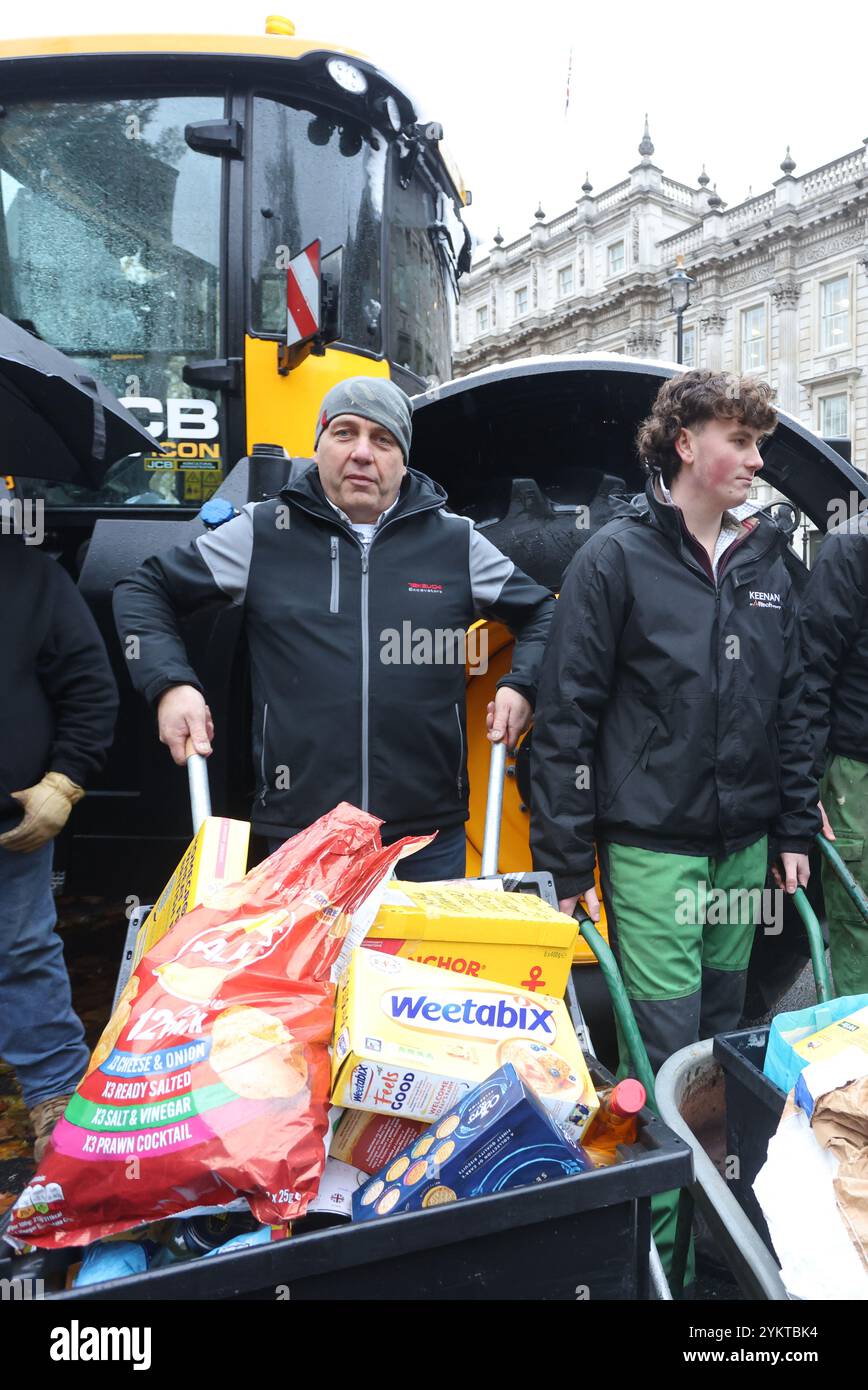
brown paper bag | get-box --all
[812,1077,868,1273]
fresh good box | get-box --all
[329,1109,426,1175]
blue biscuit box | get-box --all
[352,1063,592,1221]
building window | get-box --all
[476,305,488,334]
[675,325,697,368]
[607,240,625,277]
[820,275,850,352]
[557,264,574,298]
[514,286,528,317]
[819,392,848,439]
[740,304,767,372]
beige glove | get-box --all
[0,772,84,853]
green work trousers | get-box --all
[820,755,868,996]
[598,837,769,1284]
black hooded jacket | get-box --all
[0,537,118,833]
[799,516,868,779]
[113,466,555,841]
[530,481,820,896]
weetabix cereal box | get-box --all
[331,950,598,1135]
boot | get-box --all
[29,1094,73,1165]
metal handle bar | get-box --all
[184,736,212,834]
[480,739,508,877]
[791,886,833,1002]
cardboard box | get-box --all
[132,817,250,968]
[330,1110,426,1175]
[352,1063,592,1221]
[363,881,578,998]
[331,950,598,1133]
[792,1005,868,1117]
[793,1005,868,1067]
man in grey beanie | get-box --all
[115,377,555,880]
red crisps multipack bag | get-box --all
[8,804,428,1249]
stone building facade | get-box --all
[454,123,868,546]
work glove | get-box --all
[0,772,84,853]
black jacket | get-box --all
[799,517,868,779]
[113,466,555,840]
[0,537,118,833]
[530,482,820,896]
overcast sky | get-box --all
[3,1,866,259]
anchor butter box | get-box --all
[331,950,598,1135]
[352,1063,593,1222]
[362,881,578,998]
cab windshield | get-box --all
[0,89,458,507]
[0,93,224,507]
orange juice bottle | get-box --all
[581,1079,646,1166]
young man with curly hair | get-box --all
[530,371,819,1270]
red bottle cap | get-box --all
[609,1079,646,1117]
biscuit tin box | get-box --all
[352,1063,593,1220]
[331,950,598,1133]
[363,881,578,997]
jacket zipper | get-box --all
[329,536,340,613]
[283,494,446,817]
[361,552,370,811]
[710,538,763,831]
[454,702,465,795]
[259,702,269,807]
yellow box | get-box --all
[364,882,578,998]
[331,949,598,1136]
[132,816,251,967]
[794,1005,868,1064]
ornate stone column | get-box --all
[700,310,726,369]
[771,279,801,413]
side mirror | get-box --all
[277,241,344,375]
[320,245,343,346]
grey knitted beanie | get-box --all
[314,377,412,462]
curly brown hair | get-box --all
[636,370,778,485]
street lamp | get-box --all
[667,255,696,365]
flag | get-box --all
[564,47,573,118]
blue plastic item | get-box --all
[202,1225,273,1257]
[763,994,868,1093]
[73,1240,151,1286]
[199,497,237,529]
